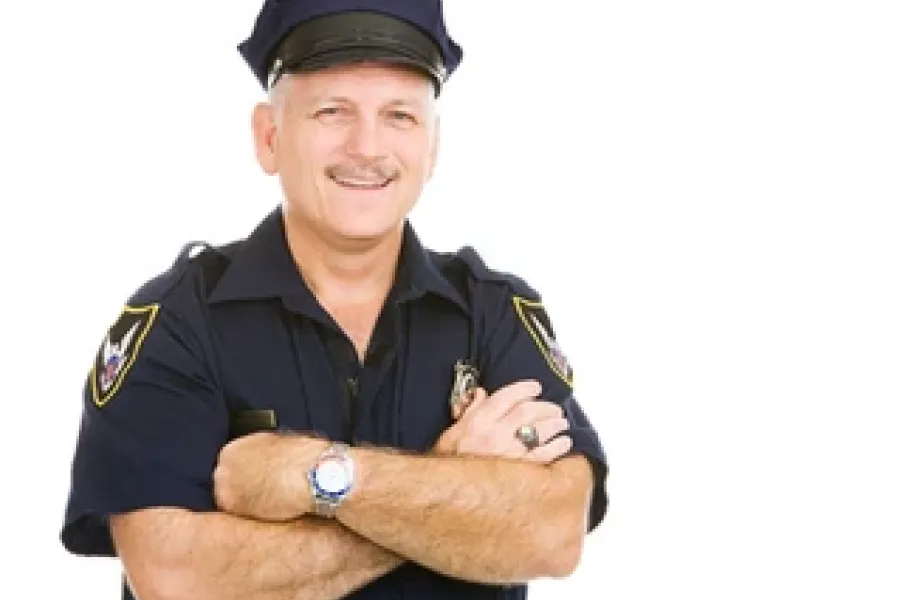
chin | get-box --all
[341,223,401,242]
[327,215,403,243]
[325,196,410,242]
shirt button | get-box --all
[346,376,359,398]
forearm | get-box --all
[335,451,590,585]
[111,508,403,600]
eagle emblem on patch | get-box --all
[512,296,574,387]
[90,304,159,407]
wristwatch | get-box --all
[307,442,355,518]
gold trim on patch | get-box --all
[90,304,160,408]
[512,295,574,387]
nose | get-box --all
[344,115,387,160]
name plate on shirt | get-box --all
[228,409,278,439]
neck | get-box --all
[281,208,403,308]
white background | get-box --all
[1,1,898,598]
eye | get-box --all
[387,110,417,124]
[314,106,346,118]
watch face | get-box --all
[316,459,350,494]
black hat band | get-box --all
[267,11,447,89]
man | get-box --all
[60,1,609,598]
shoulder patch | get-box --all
[512,295,574,387]
[90,304,160,407]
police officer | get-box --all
[60,1,608,598]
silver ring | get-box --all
[514,424,540,451]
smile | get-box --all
[329,174,394,190]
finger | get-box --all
[531,417,570,447]
[477,380,542,421]
[501,400,565,428]
[453,387,486,421]
[525,435,573,464]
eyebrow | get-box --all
[313,95,353,105]
[384,99,423,109]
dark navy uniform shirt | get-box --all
[61,206,608,599]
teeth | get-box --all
[331,174,389,187]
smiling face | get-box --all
[252,61,440,246]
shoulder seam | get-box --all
[128,240,232,307]
[455,246,541,300]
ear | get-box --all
[251,102,278,175]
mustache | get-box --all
[326,162,398,180]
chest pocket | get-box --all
[393,297,479,452]
[208,302,325,440]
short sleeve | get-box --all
[478,286,609,532]
[60,302,228,556]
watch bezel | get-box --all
[311,455,353,496]
[308,443,355,516]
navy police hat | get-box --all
[238,0,463,94]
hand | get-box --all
[213,431,327,521]
[433,380,572,464]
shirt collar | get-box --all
[207,206,469,316]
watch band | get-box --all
[314,497,339,518]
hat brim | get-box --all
[279,45,444,91]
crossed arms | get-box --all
[110,381,598,600]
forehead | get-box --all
[283,62,435,103]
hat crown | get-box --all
[239,0,462,90]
